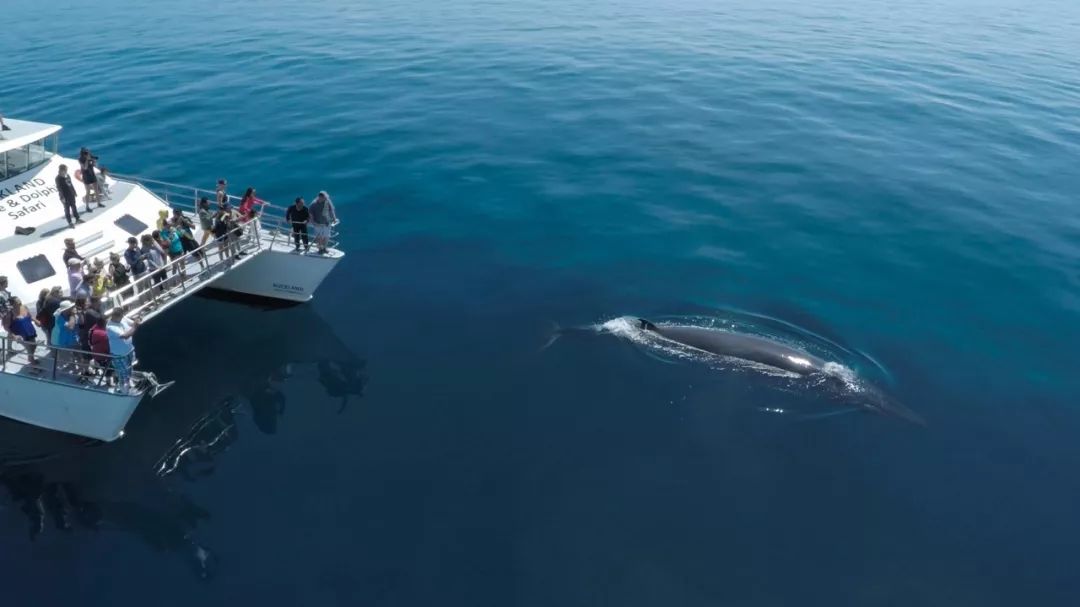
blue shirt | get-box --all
[52,310,78,347]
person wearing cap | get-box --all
[88,260,113,298]
[286,197,310,252]
[67,257,86,298]
[56,165,83,227]
[106,307,141,393]
[308,191,337,255]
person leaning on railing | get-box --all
[6,296,41,367]
[309,191,338,255]
[106,307,141,394]
[286,197,311,252]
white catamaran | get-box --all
[0,117,343,441]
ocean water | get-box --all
[2,0,1080,604]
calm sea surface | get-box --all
[2,0,1080,604]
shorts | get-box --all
[312,224,330,239]
[167,250,183,261]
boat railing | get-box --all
[102,216,263,320]
[0,333,166,396]
[110,173,341,250]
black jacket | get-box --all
[56,174,78,204]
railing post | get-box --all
[52,348,58,381]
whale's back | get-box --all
[650,324,827,375]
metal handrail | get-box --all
[110,173,341,249]
[105,220,263,319]
[0,332,149,395]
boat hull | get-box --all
[0,373,143,441]
[208,248,342,302]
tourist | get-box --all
[108,252,133,300]
[62,238,84,266]
[89,316,112,381]
[34,289,49,321]
[56,165,82,227]
[88,259,113,298]
[52,301,79,369]
[67,258,85,298]
[98,166,113,200]
[197,197,215,247]
[156,209,170,231]
[286,197,310,252]
[309,191,337,255]
[106,307,140,393]
[238,187,264,220]
[140,234,168,294]
[212,201,240,260]
[36,287,64,337]
[160,221,187,278]
[124,237,148,285]
[215,179,228,205]
[78,297,105,373]
[6,296,40,365]
[78,148,102,210]
[0,276,10,322]
[173,209,207,270]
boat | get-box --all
[0,116,343,441]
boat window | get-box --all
[114,214,149,236]
[4,145,29,176]
[0,151,7,180]
[16,254,57,284]
[28,138,51,168]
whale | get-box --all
[635,318,829,376]
[626,318,925,425]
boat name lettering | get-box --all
[2,178,55,219]
[272,283,305,293]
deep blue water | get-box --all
[3,0,1080,604]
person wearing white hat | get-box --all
[51,300,79,370]
[66,257,85,298]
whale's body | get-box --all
[627,318,924,424]
[638,319,828,375]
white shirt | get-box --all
[106,319,134,357]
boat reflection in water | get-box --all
[0,295,366,580]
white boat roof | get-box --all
[0,117,61,155]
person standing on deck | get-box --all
[7,297,40,366]
[62,238,84,267]
[67,258,86,299]
[286,197,310,252]
[56,165,83,227]
[197,197,215,247]
[78,148,102,210]
[0,276,11,324]
[215,179,229,205]
[36,287,64,338]
[309,191,337,255]
[106,307,140,394]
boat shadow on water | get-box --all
[0,295,367,580]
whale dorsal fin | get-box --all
[638,318,658,331]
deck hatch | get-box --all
[114,214,148,236]
[16,254,56,284]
